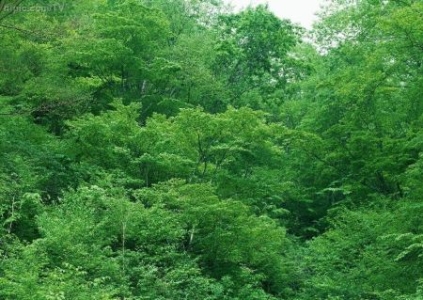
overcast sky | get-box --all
[222,0,327,29]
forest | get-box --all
[1,0,423,299]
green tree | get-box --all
[214,4,302,114]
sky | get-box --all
[222,0,327,29]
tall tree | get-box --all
[214,4,302,114]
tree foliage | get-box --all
[1,0,423,299]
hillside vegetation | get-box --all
[1,0,423,299]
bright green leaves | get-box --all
[214,5,302,111]
[140,107,289,215]
[217,5,299,75]
[136,179,288,297]
[291,0,423,215]
[95,1,169,48]
[64,101,290,218]
[0,115,71,239]
[5,0,423,298]
[64,0,171,109]
[0,34,33,96]
[1,180,288,299]
[91,0,170,73]
[278,0,423,298]
[64,100,144,188]
[51,102,295,297]
[297,196,423,300]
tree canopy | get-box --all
[1,0,423,299]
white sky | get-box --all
[223,0,327,29]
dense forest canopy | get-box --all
[1,0,423,299]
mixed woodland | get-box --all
[1,0,423,299]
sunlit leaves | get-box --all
[214,4,302,110]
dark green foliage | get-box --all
[214,5,303,114]
[1,0,423,298]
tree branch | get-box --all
[0,0,25,22]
